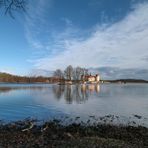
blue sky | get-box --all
[0,0,148,76]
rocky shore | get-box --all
[0,119,147,148]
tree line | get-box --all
[0,65,90,83]
[53,65,89,80]
[0,72,59,83]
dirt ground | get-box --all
[0,120,147,148]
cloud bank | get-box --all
[26,1,148,74]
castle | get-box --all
[81,74,100,83]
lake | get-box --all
[0,83,148,126]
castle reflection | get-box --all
[52,84,100,104]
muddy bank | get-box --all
[0,119,147,148]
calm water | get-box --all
[0,83,148,126]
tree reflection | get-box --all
[52,85,65,100]
[52,84,100,104]
[0,87,13,94]
[0,86,45,94]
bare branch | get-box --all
[0,0,27,18]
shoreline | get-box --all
[0,119,147,147]
[1,82,148,85]
[0,80,148,85]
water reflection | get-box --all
[52,84,100,104]
[0,87,13,94]
[0,84,100,104]
[0,83,148,126]
[0,86,47,94]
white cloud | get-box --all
[25,0,53,51]
[0,68,15,75]
[28,2,148,71]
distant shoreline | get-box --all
[102,79,148,84]
[0,72,148,84]
[0,79,148,84]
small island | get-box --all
[0,65,148,84]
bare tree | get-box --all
[64,65,73,80]
[74,67,83,80]
[54,69,64,79]
[74,67,89,80]
[0,0,26,18]
[83,68,89,76]
[53,66,89,81]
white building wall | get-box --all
[88,77,95,82]
[96,75,100,82]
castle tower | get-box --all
[95,74,100,82]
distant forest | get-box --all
[0,72,59,83]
